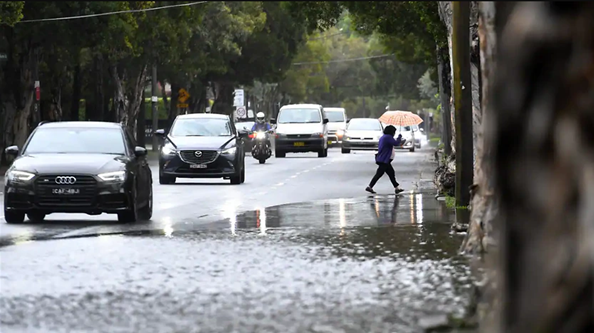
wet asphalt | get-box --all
[0,147,473,333]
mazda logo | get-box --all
[55,176,77,185]
[194,151,203,158]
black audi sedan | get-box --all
[155,113,246,185]
[3,121,153,224]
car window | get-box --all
[325,111,345,122]
[24,128,126,155]
[277,108,321,124]
[236,122,254,130]
[347,119,382,131]
[170,118,232,137]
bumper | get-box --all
[160,151,239,178]
[275,137,325,152]
[327,132,344,145]
[4,176,133,214]
[342,139,379,150]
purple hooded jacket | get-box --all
[375,134,402,164]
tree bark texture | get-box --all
[493,2,594,332]
[110,63,148,139]
[69,63,81,121]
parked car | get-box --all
[155,113,245,185]
[341,118,384,154]
[323,107,347,146]
[3,121,153,224]
[384,124,417,152]
[272,104,329,158]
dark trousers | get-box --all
[369,162,399,188]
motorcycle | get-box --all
[250,130,273,164]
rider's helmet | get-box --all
[256,112,265,124]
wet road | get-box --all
[0,148,474,333]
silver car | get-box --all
[341,118,384,154]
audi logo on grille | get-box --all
[55,176,77,185]
[194,151,203,158]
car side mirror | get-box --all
[154,129,165,137]
[347,118,351,123]
[5,145,19,156]
[270,118,276,124]
[323,118,329,124]
[134,146,147,157]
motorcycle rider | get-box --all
[250,112,273,153]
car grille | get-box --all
[287,134,312,139]
[179,150,219,164]
[35,175,97,206]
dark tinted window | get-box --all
[170,118,232,137]
[347,119,382,131]
[24,128,126,155]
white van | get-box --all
[272,104,329,158]
[323,107,347,146]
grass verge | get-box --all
[445,195,469,210]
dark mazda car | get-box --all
[3,121,153,224]
[155,114,246,185]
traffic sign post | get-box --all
[178,88,190,103]
[236,106,246,118]
[177,103,189,108]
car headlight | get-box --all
[375,135,381,141]
[337,129,345,136]
[222,146,237,155]
[98,171,126,182]
[161,144,176,156]
[312,132,324,138]
[7,170,35,183]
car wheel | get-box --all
[341,148,350,154]
[118,191,138,223]
[27,212,46,223]
[259,159,266,164]
[159,171,176,184]
[275,150,285,158]
[318,148,327,158]
[137,184,153,221]
[240,162,246,184]
[4,210,25,224]
[409,146,415,152]
[230,162,243,185]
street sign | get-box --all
[178,88,190,103]
[177,103,189,108]
[236,106,246,118]
[233,89,244,107]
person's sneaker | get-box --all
[365,186,376,194]
[395,187,405,194]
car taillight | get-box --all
[248,134,254,139]
[275,134,279,138]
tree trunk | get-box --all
[491,2,594,332]
[137,89,146,147]
[160,81,169,116]
[437,45,453,156]
[110,63,148,138]
[168,82,180,128]
[70,63,81,121]
[48,87,63,121]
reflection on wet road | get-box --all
[0,148,473,333]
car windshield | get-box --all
[395,125,412,132]
[170,118,232,137]
[348,119,382,131]
[277,108,321,124]
[24,128,126,155]
[325,110,345,122]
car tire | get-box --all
[118,191,138,223]
[231,162,244,185]
[4,210,25,224]
[318,148,328,158]
[27,212,46,223]
[137,184,153,221]
[275,150,285,158]
[259,159,266,164]
[341,148,350,154]
[409,146,415,152]
[159,171,176,184]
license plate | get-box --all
[190,164,207,169]
[294,142,305,147]
[52,188,80,195]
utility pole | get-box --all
[151,62,159,152]
[452,1,474,207]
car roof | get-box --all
[324,107,346,112]
[38,121,123,129]
[280,103,322,109]
[350,118,380,121]
[176,113,229,120]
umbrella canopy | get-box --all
[379,110,423,127]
